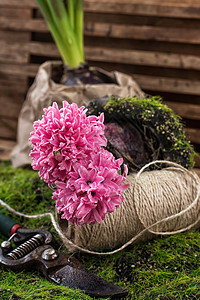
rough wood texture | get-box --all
[1,0,200,18]
[0,0,200,170]
[0,118,17,140]
[0,139,16,161]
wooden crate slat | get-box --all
[84,22,200,45]
[0,30,30,42]
[194,154,200,169]
[0,76,27,90]
[0,96,24,119]
[1,17,200,45]
[85,47,200,71]
[0,84,26,97]
[0,0,36,8]
[1,0,200,19]
[0,118,17,140]
[29,42,58,57]
[0,139,16,161]
[0,63,39,77]
[132,74,200,95]
[185,128,200,145]
[0,41,29,64]
[28,42,200,71]
[0,7,31,19]
[84,12,200,29]
[0,77,27,118]
[0,17,48,32]
[164,101,200,120]
[84,37,200,57]
[84,0,200,19]
[85,0,200,7]
[0,75,27,86]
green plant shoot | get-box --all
[36,0,84,68]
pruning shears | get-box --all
[0,213,128,298]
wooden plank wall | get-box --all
[0,0,200,170]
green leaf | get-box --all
[36,0,84,67]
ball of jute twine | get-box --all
[0,161,200,256]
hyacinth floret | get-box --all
[30,101,129,226]
[30,101,106,184]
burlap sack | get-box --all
[11,61,144,168]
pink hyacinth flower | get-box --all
[30,101,129,226]
[54,148,129,226]
[30,101,106,185]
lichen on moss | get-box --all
[86,95,196,171]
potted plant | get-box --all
[35,0,110,85]
[11,0,144,168]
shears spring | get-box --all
[6,233,45,260]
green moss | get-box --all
[107,96,196,169]
[87,95,197,170]
[0,269,91,300]
[0,161,200,299]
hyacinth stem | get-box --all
[36,0,84,68]
[74,0,84,62]
[67,0,75,30]
[35,0,70,64]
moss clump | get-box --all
[86,95,196,171]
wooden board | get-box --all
[132,74,200,95]
[0,139,16,161]
[0,96,24,119]
[164,101,200,120]
[26,43,200,71]
[1,0,200,19]
[0,63,39,77]
[0,41,29,64]
[0,30,30,42]
[185,128,200,146]
[1,17,200,45]
[0,118,17,140]
[0,7,31,19]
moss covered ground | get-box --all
[0,160,199,299]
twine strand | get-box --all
[134,160,200,235]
